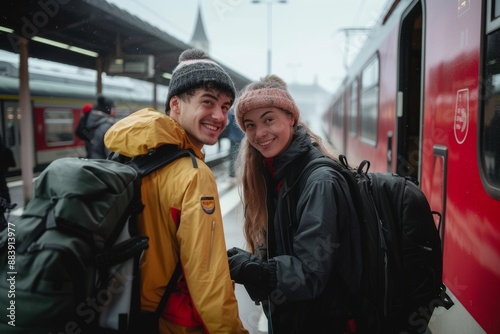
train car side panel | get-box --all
[423,0,498,332]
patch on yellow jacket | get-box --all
[200,196,215,214]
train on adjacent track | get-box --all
[0,51,168,176]
[323,0,499,333]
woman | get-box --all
[227,75,362,333]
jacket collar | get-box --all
[268,126,313,180]
[104,108,204,159]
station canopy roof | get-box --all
[0,0,251,89]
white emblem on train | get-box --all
[454,88,469,144]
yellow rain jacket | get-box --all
[104,109,248,334]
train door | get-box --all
[1,101,21,175]
[481,1,500,198]
[396,1,423,180]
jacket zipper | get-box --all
[264,182,274,332]
[207,220,215,271]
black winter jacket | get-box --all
[261,128,362,334]
[85,110,115,159]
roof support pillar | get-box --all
[96,57,103,94]
[18,37,34,205]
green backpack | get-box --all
[0,144,195,333]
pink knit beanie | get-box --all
[235,76,299,131]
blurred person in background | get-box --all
[86,96,117,159]
[75,103,94,157]
[224,108,244,178]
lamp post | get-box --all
[251,0,287,75]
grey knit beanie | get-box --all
[94,95,115,114]
[165,49,236,112]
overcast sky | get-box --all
[105,0,388,93]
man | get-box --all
[104,49,249,334]
[87,95,116,159]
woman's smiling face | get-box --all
[242,106,295,158]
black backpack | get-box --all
[297,155,454,334]
[0,144,195,334]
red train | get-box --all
[323,0,499,333]
[0,52,168,175]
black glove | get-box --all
[244,282,269,303]
[227,247,270,302]
[227,247,269,285]
[227,246,246,259]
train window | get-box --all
[5,104,18,147]
[487,0,500,32]
[349,80,358,136]
[44,109,75,146]
[360,57,379,145]
[333,98,344,131]
[482,23,500,192]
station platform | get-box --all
[220,185,268,334]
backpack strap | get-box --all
[95,235,149,268]
[16,209,55,254]
[130,144,197,177]
[283,150,352,229]
[284,154,360,238]
[295,156,348,195]
[292,155,366,227]
[129,263,182,333]
[155,262,182,317]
